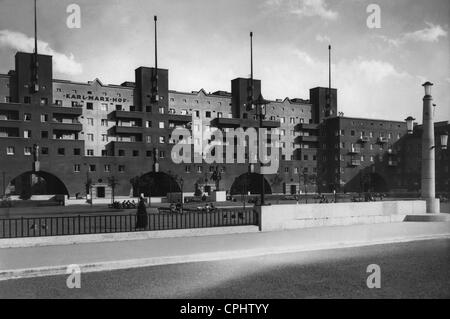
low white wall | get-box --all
[258,200,427,231]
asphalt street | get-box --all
[0,238,449,299]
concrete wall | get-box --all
[257,200,426,231]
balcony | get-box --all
[108,110,143,120]
[295,135,319,143]
[109,125,143,135]
[295,123,319,131]
[349,159,361,167]
[348,147,361,154]
[166,114,192,124]
[51,105,83,116]
[359,136,370,143]
[210,117,280,129]
[51,122,83,132]
[377,137,388,144]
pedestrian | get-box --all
[135,198,148,230]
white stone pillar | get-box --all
[421,83,440,213]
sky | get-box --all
[0,0,449,122]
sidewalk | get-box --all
[0,222,449,281]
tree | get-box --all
[108,176,119,204]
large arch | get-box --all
[230,173,272,196]
[131,172,181,197]
[7,171,69,198]
[362,173,389,193]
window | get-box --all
[146,150,152,157]
[118,150,125,156]
[195,110,200,118]
[145,121,152,128]
[290,118,295,124]
[24,96,31,104]
[24,130,31,139]
[87,102,94,110]
[40,98,48,105]
[284,167,289,173]
[87,118,94,126]
[158,107,165,114]
[104,165,111,172]
[351,130,355,136]
[74,164,81,172]
[24,147,32,156]
[5,96,11,103]
[185,166,191,173]
[101,150,108,157]
[116,105,123,111]
[87,134,94,142]
[74,148,81,156]
[217,112,223,118]
[100,103,108,112]
[6,146,14,155]
[56,88,62,92]
[40,114,48,122]
[159,121,165,129]
[304,155,309,161]
[197,166,202,173]
[159,151,165,158]
[41,131,48,139]
[89,165,96,172]
[118,165,125,172]
[205,111,211,118]
[87,149,94,156]
[280,117,285,124]
[159,136,165,144]
[146,136,152,143]
[57,148,65,156]
[24,113,31,121]
[133,150,139,157]
[101,119,108,127]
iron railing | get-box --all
[0,209,258,239]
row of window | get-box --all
[73,164,126,173]
[5,146,82,156]
[336,129,402,139]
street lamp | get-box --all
[180,177,184,210]
[405,116,415,135]
[423,81,433,96]
[254,93,269,206]
[404,81,441,214]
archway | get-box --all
[7,171,69,198]
[230,173,272,196]
[131,172,181,197]
[362,173,389,193]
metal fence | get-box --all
[0,209,258,239]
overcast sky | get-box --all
[0,0,448,122]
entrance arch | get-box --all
[131,172,181,197]
[362,173,389,193]
[7,171,69,198]
[230,173,272,196]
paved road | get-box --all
[0,238,449,299]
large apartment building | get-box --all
[0,51,448,200]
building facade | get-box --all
[0,51,448,200]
